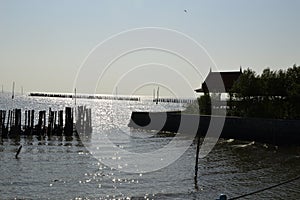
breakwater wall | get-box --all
[29,92,140,101]
[153,98,196,104]
[128,111,300,145]
[0,106,92,137]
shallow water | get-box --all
[0,94,300,199]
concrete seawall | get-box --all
[128,111,300,145]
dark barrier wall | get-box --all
[128,111,300,145]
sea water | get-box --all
[0,93,300,199]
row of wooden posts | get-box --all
[0,106,92,137]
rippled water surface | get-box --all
[1,94,300,199]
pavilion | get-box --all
[194,68,242,95]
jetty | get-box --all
[29,92,140,101]
[128,111,300,145]
[0,106,92,137]
[152,98,196,104]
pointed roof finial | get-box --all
[240,66,242,73]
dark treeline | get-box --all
[229,64,300,119]
[186,64,300,119]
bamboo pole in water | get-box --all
[194,135,201,190]
[156,86,159,104]
[30,110,34,131]
[12,82,15,99]
[153,88,155,102]
[64,107,73,136]
[74,88,77,106]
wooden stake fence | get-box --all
[0,106,92,138]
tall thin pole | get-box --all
[194,135,201,190]
[153,88,155,102]
[74,88,77,123]
[74,88,77,106]
[12,81,15,99]
[156,86,159,104]
[21,86,23,95]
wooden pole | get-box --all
[27,110,30,130]
[15,109,21,135]
[58,110,63,135]
[0,110,2,135]
[194,135,201,190]
[64,107,73,136]
[54,111,57,132]
[88,108,92,133]
[43,111,46,134]
[10,110,14,132]
[25,110,27,129]
[153,88,155,102]
[30,110,34,131]
[74,88,77,106]
[12,81,15,99]
[76,106,83,133]
[38,111,44,134]
[7,110,11,132]
[1,110,5,135]
[47,108,53,136]
[156,86,159,104]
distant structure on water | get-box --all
[194,67,242,95]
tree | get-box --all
[186,65,300,119]
[286,64,300,118]
[230,68,261,117]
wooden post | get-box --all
[74,88,77,106]
[53,111,57,133]
[156,86,159,104]
[38,111,46,135]
[10,110,14,131]
[27,110,30,130]
[58,110,63,135]
[47,108,53,136]
[43,110,46,133]
[1,110,6,135]
[12,81,15,99]
[0,110,2,136]
[24,110,27,130]
[15,109,21,135]
[194,135,201,190]
[64,107,73,136]
[30,110,34,131]
[86,108,92,133]
[24,110,31,134]
[7,110,11,132]
[76,106,83,133]
[84,107,89,133]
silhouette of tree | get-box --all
[186,65,300,119]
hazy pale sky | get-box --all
[0,0,299,97]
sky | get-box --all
[0,0,299,97]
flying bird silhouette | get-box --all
[184,9,187,13]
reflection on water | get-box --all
[0,94,300,199]
[1,135,300,199]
